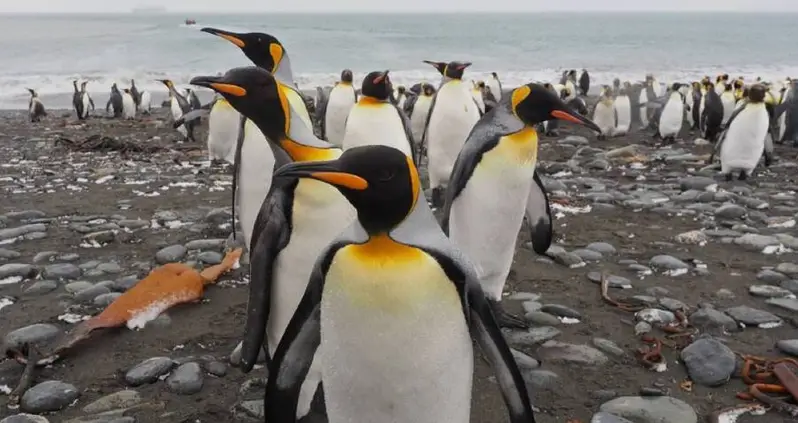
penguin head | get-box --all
[273,145,419,234]
[733,79,744,89]
[423,60,471,80]
[721,74,729,82]
[491,72,498,78]
[613,78,621,88]
[670,82,681,92]
[26,88,36,97]
[81,81,88,90]
[748,84,766,103]
[397,85,407,95]
[422,83,436,96]
[341,69,354,84]
[510,83,601,132]
[123,88,131,94]
[361,71,392,101]
[477,81,486,90]
[190,66,286,140]
[201,27,285,73]
[111,83,119,92]
[157,79,174,89]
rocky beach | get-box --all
[0,103,797,423]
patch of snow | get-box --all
[58,313,91,324]
[0,276,23,286]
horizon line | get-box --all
[1,10,796,15]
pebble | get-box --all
[65,281,94,294]
[94,292,122,307]
[42,263,82,280]
[680,338,735,386]
[32,251,58,263]
[591,412,634,423]
[3,323,61,350]
[155,245,187,264]
[81,390,142,414]
[781,279,798,294]
[0,414,50,423]
[599,396,697,423]
[24,280,58,295]
[592,338,626,357]
[21,380,80,413]
[166,362,204,395]
[765,297,798,313]
[586,272,632,289]
[571,248,603,261]
[536,341,609,366]
[0,224,47,241]
[540,304,581,319]
[524,311,561,326]
[757,269,788,283]
[503,327,561,346]
[229,342,267,367]
[204,361,228,377]
[749,285,795,298]
[197,251,223,265]
[679,176,716,191]
[0,248,21,260]
[522,369,560,389]
[689,308,738,332]
[114,275,139,291]
[776,262,798,276]
[95,262,122,274]
[648,255,688,270]
[714,204,747,219]
[586,242,616,255]
[724,305,782,326]
[511,348,540,370]
[776,339,798,357]
[0,263,35,280]
[184,239,226,250]
[636,309,675,325]
[74,285,111,303]
[125,357,175,386]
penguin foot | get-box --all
[488,299,528,329]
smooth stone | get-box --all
[5,210,46,220]
[57,253,80,262]
[94,292,122,307]
[511,348,540,370]
[205,361,227,377]
[776,262,798,276]
[591,412,634,423]
[3,324,60,350]
[679,176,716,191]
[236,400,264,419]
[65,281,94,294]
[165,362,204,395]
[0,263,35,279]
[552,251,585,268]
[634,321,652,335]
[749,285,795,298]
[153,210,179,222]
[571,248,603,261]
[20,380,79,413]
[781,280,798,294]
[600,396,697,423]
[714,204,747,219]
[586,272,632,288]
[79,260,101,270]
[32,251,58,263]
[522,301,542,313]
[658,298,688,312]
[540,304,581,319]
[733,234,780,250]
[765,297,798,313]
[0,248,21,260]
[592,338,625,357]
[197,251,223,265]
[521,369,560,389]
[155,245,187,264]
[776,340,798,357]
[118,220,149,230]
[586,242,617,255]
[0,414,50,423]
[724,305,782,325]
[681,338,735,386]
[636,308,675,325]
[507,292,541,301]
[125,357,175,386]
[649,255,689,270]
[75,285,111,303]
[690,308,738,332]
[757,269,788,283]
[503,327,561,346]
[95,262,122,274]
[184,239,226,250]
[42,263,81,280]
[114,275,139,291]
[537,341,609,365]
[524,311,561,326]
[81,390,142,414]
[0,224,47,241]
[24,280,58,295]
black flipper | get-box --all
[231,115,247,242]
[525,171,553,256]
[315,87,329,140]
[173,108,211,129]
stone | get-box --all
[94,292,122,307]
[714,204,747,219]
[155,245,187,264]
[75,285,111,303]
[0,414,50,423]
[197,251,223,265]
[733,234,780,251]
[757,269,788,283]
[781,280,798,294]
[0,224,47,241]
[749,285,795,298]
[680,338,735,386]
[184,239,226,250]
[95,262,122,274]
[776,263,798,276]
[0,248,21,260]
[204,361,228,377]
[591,413,634,423]
[82,390,142,414]
[32,251,57,263]
[679,176,716,191]
[0,264,35,280]
[24,280,58,295]
[537,341,609,365]
[540,304,581,319]
[166,362,204,395]
[690,308,738,332]
[125,357,175,386]
[586,242,616,255]
[20,380,79,413]
[724,305,782,326]
[649,255,689,270]
[42,263,81,280]
[586,272,632,289]
[521,369,560,389]
[765,297,798,313]
[571,248,603,261]
[524,311,561,326]
[65,281,93,294]
[230,342,267,367]
[503,327,561,346]
[592,338,625,357]
[776,340,798,357]
[3,324,60,351]
[511,349,540,370]
[599,396,697,423]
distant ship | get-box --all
[185,19,197,25]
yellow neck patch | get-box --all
[511,86,531,116]
[280,138,341,162]
[406,155,420,210]
[269,43,283,72]
[358,96,383,106]
[347,234,424,265]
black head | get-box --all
[670,82,681,91]
[706,82,716,91]
[111,83,118,91]
[341,69,353,84]
[361,70,392,100]
[397,85,406,94]
[748,84,766,103]
[73,80,78,87]
[157,79,174,90]
[733,79,743,89]
[491,72,498,78]
[613,78,621,88]
[722,74,729,81]
[273,145,420,234]
[510,83,601,132]
[81,81,88,90]
[724,83,733,92]
[422,83,435,96]
[131,79,136,87]
[477,81,486,89]
[190,66,286,141]
[26,88,36,97]
[201,27,285,72]
[423,60,471,80]
[123,88,130,94]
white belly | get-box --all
[638,90,649,126]
[448,129,537,300]
[658,96,684,137]
[592,102,615,135]
[81,93,90,118]
[652,80,663,97]
[488,79,502,101]
[237,121,276,249]
[342,103,412,156]
[122,93,136,119]
[614,96,631,134]
[324,85,356,147]
[170,97,186,135]
[779,112,787,140]
[427,81,481,188]
[282,84,314,130]
[321,246,473,423]
[685,90,695,126]
[721,94,736,124]
[471,90,485,113]
[410,96,432,143]
[720,105,769,174]
[139,91,151,112]
[207,100,241,164]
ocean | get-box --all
[2,12,798,109]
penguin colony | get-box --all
[22,27,797,421]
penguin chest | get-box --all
[428,81,480,138]
[471,90,485,112]
[169,97,182,119]
[279,84,314,129]
[721,94,736,123]
[237,122,276,247]
[343,104,411,156]
[614,96,631,129]
[324,85,356,147]
[720,105,769,170]
[320,236,472,423]
[659,96,684,137]
[411,96,432,141]
[207,100,240,163]
[593,102,615,133]
[488,79,502,101]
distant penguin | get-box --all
[422,60,481,207]
[72,80,86,120]
[614,85,632,136]
[408,83,435,147]
[720,84,737,126]
[651,74,664,98]
[139,91,152,115]
[628,82,643,128]
[342,70,415,159]
[613,78,621,95]
[80,81,94,117]
[701,82,724,142]
[563,73,578,102]
[579,69,590,96]
[158,79,196,141]
[393,85,408,109]
[185,88,202,110]
[775,81,798,145]
[106,83,123,118]
[205,95,239,164]
[715,74,729,95]
[658,83,685,142]
[487,72,502,102]
[471,81,486,115]
[319,69,357,147]
[688,82,701,129]
[130,79,141,108]
[592,86,615,139]
[716,84,772,180]
[121,88,136,119]
[27,88,46,122]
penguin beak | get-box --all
[200,27,246,48]
[190,76,247,97]
[550,107,601,133]
[274,160,369,191]
[373,71,389,84]
[457,62,472,70]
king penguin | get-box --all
[130,79,141,108]
[442,83,600,328]
[342,70,415,160]
[714,84,773,180]
[422,60,481,207]
[319,69,357,147]
[192,67,357,422]
[701,82,724,143]
[106,83,123,118]
[471,81,486,115]
[205,93,240,164]
[592,86,615,139]
[657,83,685,142]
[80,81,94,117]
[720,84,737,126]
[775,80,798,145]
[579,69,590,96]
[614,83,632,136]
[72,80,87,120]
[488,71,502,102]
[688,82,702,130]
[27,88,46,122]
[157,79,196,141]
[407,83,436,148]
[263,144,537,423]
[121,88,136,120]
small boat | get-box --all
[185,19,196,25]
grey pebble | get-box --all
[0,248,21,260]
[204,361,228,377]
[42,263,82,280]
[776,262,798,276]
[93,292,122,307]
[118,219,150,230]
[749,285,795,298]
[571,248,603,262]
[781,280,798,294]
[114,275,139,291]
[591,412,634,423]
[724,305,782,326]
[0,414,50,423]
[681,338,735,386]
[540,304,581,319]
[757,269,788,283]
[537,341,608,365]
[522,369,560,389]
[24,280,58,295]
[0,263,35,280]
[522,301,542,313]
[648,255,689,270]
[155,245,187,264]
[57,253,80,262]
[95,262,122,274]
[599,395,697,423]
[32,251,58,263]
[197,251,223,265]
[776,339,798,357]
[690,308,738,332]
[586,242,616,255]
[3,324,61,351]
[714,204,747,219]
[510,349,540,370]
[503,327,561,346]
[524,311,561,326]
[184,239,226,250]
[65,281,94,294]
[765,297,798,313]
[0,223,47,241]
[81,389,141,414]
[79,260,101,270]
[166,362,204,395]
[586,272,632,288]
[592,338,626,357]
[20,380,79,413]
[125,357,175,386]
[75,285,111,304]
[679,176,716,191]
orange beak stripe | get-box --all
[210,83,247,97]
[218,33,245,48]
[311,172,368,190]
[551,110,584,125]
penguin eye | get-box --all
[377,168,395,182]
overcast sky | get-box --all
[2,0,797,13]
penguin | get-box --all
[592,86,615,139]
[701,83,724,142]
[205,94,240,164]
[27,88,46,122]
[200,27,314,129]
[482,84,499,113]
[263,145,537,423]
[80,81,94,117]
[487,71,502,102]
[408,83,436,149]
[715,74,729,95]
[658,83,685,143]
[342,70,415,160]
[191,67,356,422]
[470,81,486,115]
[185,88,202,110]
[106,83,123,118]
[442,83,600,328]
[319,69,357,147]
[614,84,632,136]
[733,78,746,101]
[714,84,773,180]
[130,79,141,108]
[121,88,136,120]
[775,81,798,145]
[72,80,86,120]
[720,84,737,126]
[422,60,481,207]
[157,79,196,141]
[628,82,643,128]
[393,85,408,109]
[639,76,656,129]
[651,74,664,98]
[563,74,578,102]
[612,78,621,96]
[688,82,702,130]
[139,90,152,115]
[579,69,590,96]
